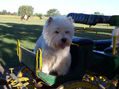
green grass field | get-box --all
[0,15,115,67]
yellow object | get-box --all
[11,80,17,85]
[39,48,42,70]
[10,76,30,87]
[17,72,23,78]
[84,24,86,29]
[18,77,29,81]
[99,76,102,79]
[9,68,14,74]
[17,40,20,56]
[17,40,22,62]
[23,82,29,87]
[18,67,34,79]
[59,81,99,89]
[91,77,94,81]
[107,24,109,29]
[113,36,117,55]
[72,43,79,47]
[103,79,106,82]
[36,48,42,77]
[13,82,22,87]
[113,80,118,86]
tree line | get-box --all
[17,5,61,18]
[0,10,17,15]
[0,5,61,19]
[0,5,104,17]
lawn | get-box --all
[0,15,115,67]
[74,23,114,40]
[0,15,45,67]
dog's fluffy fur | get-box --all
[34,16,74,75]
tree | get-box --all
[37,13,43,19]
[18,5,34,16]
[46,9,60,16]
[0,10,17,15]
[94,12,104,15]
[1,10,7,15]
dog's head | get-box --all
[43,16,74,49]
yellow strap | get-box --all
[17,40,20,56]
[36,48,42,76]
[9,68,14,74]
[39,48,42,70]
[84,24,86,29]
[107,24,109,29]
[72,43,79,47]
[17,40,22,62]
[19,48,22,62]
[113,36,117,55]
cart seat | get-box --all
[37,37,94,86]
[17,37,94,86]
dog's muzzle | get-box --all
[61,38,67,43]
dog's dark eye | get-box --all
[55,31,59,34]
[65,31,69,34]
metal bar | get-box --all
[113,36,117,55]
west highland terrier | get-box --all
[34,16,74,75]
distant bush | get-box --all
[18,5,34,16]
[37,13,43,19]
[0,10,17,15]
[46,9,60,16]
[37,13,43,18]
[94,12,104,16]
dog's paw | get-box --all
[49,70,58,76]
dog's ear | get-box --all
[48,16,53,23]
[68,17,73,24]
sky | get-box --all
[0,0,119,15]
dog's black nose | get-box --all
[61,38,67,43]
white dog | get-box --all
[34,16,74,75]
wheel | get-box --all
[17,66,35,79]
[57,81,99,89]
[15,66,36,89]
[82,73,118,89]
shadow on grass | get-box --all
[0,23,113,67]
[0,22,43,67]
[0,23,43,42]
